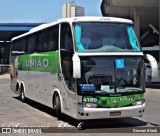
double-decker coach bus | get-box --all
[10,17,145,120]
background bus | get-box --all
[10,17,145,120]
[142,46,160,83]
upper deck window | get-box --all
[74,23,141,52]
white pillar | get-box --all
[146,54,159,82]
[134,7,140,41]
[158,0,160,80]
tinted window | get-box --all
[37,25,59,52]
[74,23,141,52]
[61,24,73,50]
[48,25,59,51]
[19,38,27,52]
[77,56,144,95]
[27,35,37,53]
[11,25,59,54]
[38,31,46,52]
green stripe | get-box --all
[83,93,144,108]
[18,51,60,73]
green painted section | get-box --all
[18,51,60,73]
[82,93,144,108]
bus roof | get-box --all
[11,16,133,41]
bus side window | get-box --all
[38,31,47,52]
[43,30,48,52]
[61,24,73,51]
[48,25,59,51]
[12,41,18,52]
[27,35,37,53]
[38,32,43,52]
[19,38,27,53]
[11,40,20,55]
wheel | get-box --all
[54,95,62,119]
[18,88,21,97]
[20,87,26,103]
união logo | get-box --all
[26,58,48,67]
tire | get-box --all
[18,88,21,98]
[54,95,62,119]
[20,87,26,103]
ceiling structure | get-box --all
[0,23,43,41]
[101,0,159,47]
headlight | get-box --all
[132,99,145,106]
[85,103,97,108]
[78,103,97,108]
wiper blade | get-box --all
[95,90,109,94]
[117,86,125,89]
[117,87,143,92]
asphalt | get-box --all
[0,74,160,135]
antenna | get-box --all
[70,0,75,6]
[71,0,75,4]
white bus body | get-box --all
[10,17,145,120]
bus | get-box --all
[10,17,145,120]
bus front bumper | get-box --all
[76,104,145,120]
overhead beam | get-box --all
[0,23,43,41]
[0,23,43,31]
[0,26,34,31]
[110,0,158,8]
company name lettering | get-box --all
[26,59,48,67]
[120,97,141,101]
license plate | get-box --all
[110,111,121,116]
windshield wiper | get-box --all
[117,87,142,92]
[95,90,109,94]
[117,86,125,89]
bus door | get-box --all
[60,23,77,114]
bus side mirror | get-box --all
[72,54,81,78]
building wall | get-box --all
[75,6,85,17]
[62,2,85,18]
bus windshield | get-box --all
[74,23,141,52]
[78,56,145,95]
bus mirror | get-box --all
[72,54,81,78]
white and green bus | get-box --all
[10,17,145,120]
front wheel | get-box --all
[20,87,26,103]
[54,95,62,119]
